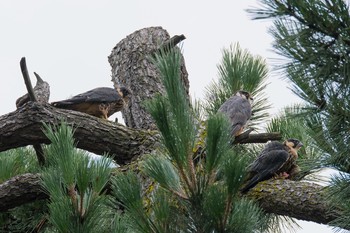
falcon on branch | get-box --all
[51,86,131,120]
[218,90,253,137]
[240,138,303,193]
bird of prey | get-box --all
[16,72,50,108]
[218,90,253,137]
[51,86,131,119]
[240,138,303,193]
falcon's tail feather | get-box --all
[240,175,261,193]
[240,170,271,194]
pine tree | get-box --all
[1,1,350,229]
[248,0,350,230]
[110,46,271,232]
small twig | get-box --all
[33,72,44,83]
[155,34,186,55]
[19,57,45,166]
[32,144,45,167]
[20,57,37,102]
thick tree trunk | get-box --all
[108,26,189,130]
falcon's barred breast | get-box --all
[51,87,131,119]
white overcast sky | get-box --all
[0,1,337,232]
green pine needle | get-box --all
[202,184,226,230]
[226,198,264,232]
[41,121,113,233]
[142,155,184,197]
[205,113,231,175]
[203,43,271,129]
[111,172,154,233]
[0,148,38,183]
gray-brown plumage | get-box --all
[51,86,131,119]
[16,72,50,108]
[218,90,253,137]
[240,139,303,193]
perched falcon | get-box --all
[240,138,303,193]
[218,90,253,137]
[51,86,131,119]
[16,72,50,108]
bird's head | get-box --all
[118,86,131,99]
[284,138,303,150]
[235,90,253,104]
[114,83,131,100]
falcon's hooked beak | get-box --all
[295,142,303,149]
[248,96,254,105]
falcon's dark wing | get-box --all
[52,87,121,107]
[51,87,128,119]
[218,95,252,136]
[240,148,289,193]
[253,141,285,160]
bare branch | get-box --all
[234,132,282,144]
[19,57,46,166]
[156,34,186,54]
[20,57,37,102]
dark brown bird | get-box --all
[218,90,253,137]
[16,72,50,108]
[240,139,303,193]
[51,86,131,119]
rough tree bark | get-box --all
[0,26,345,229]
[108,26,189,130]
[246,179,339,225]
[0,173,47,211]
[0,102,159,165]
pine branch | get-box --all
[244,179,343,228]
[155,34,186,55]
[234,132,282,144]
[0,102,159,165]
[0,173,47,211]
[0,172,346,230]
[0,102,283,163]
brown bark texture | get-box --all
[0,102,159,165]
[0,173,47,212]
[246,179,340,225]
[0,26,344,229]
[108,26,189,130]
